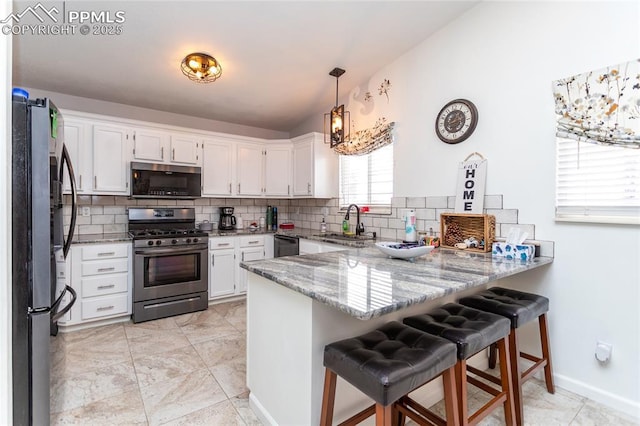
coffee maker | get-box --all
[219,207,236,230]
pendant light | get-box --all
[324,67,350,147]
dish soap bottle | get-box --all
[342,219,349,233]
[320,218,327,233]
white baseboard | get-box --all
[249,392,278,426]
[208,294,246,306]
[554,373,640,420]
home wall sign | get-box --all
[454,152,487,214]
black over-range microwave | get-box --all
[131,162,201,199]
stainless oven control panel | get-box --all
[133,237,206,248]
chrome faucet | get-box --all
[344,204,365,236]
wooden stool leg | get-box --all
[442,366,460,426]
[320,368,337,426]
[455,360,469,425]
[488,342,498,369]
[498,337,516,426]
[376,403,393,426]
[539,313,555,394]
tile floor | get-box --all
[50,299,638,426]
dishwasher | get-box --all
[274,234,299,257]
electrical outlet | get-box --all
[81,207,91,217]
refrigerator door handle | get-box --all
[60,144,77,259]
[51,285,77,323]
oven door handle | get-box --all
[135,245,208,255]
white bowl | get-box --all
[375,242,435,260]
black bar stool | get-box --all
[320,321,460,426]
[459,287,554,425]
[404,303,515,426]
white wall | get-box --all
[294,1,640,418]
[1,0,11,422]
[20,87,290,140]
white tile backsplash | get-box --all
[64,194,542,247]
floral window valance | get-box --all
[552,59,640,149]
[333,119,395,156]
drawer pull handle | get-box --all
[217,243,230,247]
[97,284,115,290]
[96,305,114,311]
[248,240,260,244]
[97,267,115,272]
[97,252,116,257]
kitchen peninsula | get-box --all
[241,246,553,425]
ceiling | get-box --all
[12,1,478,132]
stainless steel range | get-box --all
[128,208,208,323]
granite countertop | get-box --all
[72,233,132,244]
[240,246,553,320]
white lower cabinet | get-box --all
[209,237,237,299]
[209,235,266,299]
[65,242,132,326]
[237,235,265,294]
[264,234,274,259]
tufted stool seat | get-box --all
[459,287,555,425]
[404,303,515,426]
[320,321,460,426]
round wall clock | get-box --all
[435,99,478,144]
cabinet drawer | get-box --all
[209,237,236,250]
[82,244,129,261]
[81,274,128,298]
[81,293,129,320]
[239,235,264,248]
[81,258,128,276]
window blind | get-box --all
[339,143,393,208]
[556,137,640,223]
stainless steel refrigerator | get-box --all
[11,91,78,425]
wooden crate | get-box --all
[440,213,496,252]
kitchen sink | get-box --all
[312,232,376,241]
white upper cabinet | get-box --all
[292,132,338,198]
[62,117,92,194]
[292,139,313,196]
[202,137,234,197]
[132,127,169,162]
[61,111,336,199]
[92,123,130,194]
[170,132,201,165]
[264,144,291,197]
[236,144,264,196]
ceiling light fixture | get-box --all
[180,52,222,84]
[324,67,350,148]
